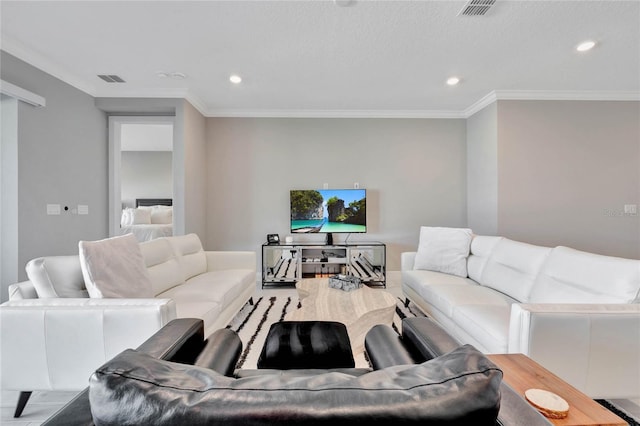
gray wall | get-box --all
[1,51,108,283]
[467,102,498,235]
[205,118,468,270]
[1,95,19,301]
[121,151,172,208]
[497,100,640,259]
[182,101,207,238]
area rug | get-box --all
[226,295,639,424]
[225,295,425,369]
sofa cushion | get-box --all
[452,305,511,353]
[479,239,551,302]
[529,246,640,304]
[26,255,88,298]
[183,270,254,306]
[89,344,502,425]
[140,238,184,296]
[79,234,154,298]
[420,283,516,318]
[467,236,503,283]
[403,269,476,306]
[413,227,473,277]
[167,233,207,280]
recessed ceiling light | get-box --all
[447,77,460,86]
[229,74,242,84]
[576,40,596,52]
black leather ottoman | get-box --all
[257,321,355,369]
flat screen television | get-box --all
[290,189,366,234]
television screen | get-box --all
[290,189,366,233]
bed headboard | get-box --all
[136,198,173,207]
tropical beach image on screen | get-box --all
[290,189,366,233]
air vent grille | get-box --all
[97,74,126,83]
[459,0,496,16]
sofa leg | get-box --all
[248,297,254,306]
[404,298,410,308]
[14,391,32,418]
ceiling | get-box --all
[1,0,639,118]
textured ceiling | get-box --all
[1,0,639,117]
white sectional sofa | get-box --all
[0,233,256,416]
[402,232,640,399]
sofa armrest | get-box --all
[194,328,243,376]
[401,252,416,271]
[205,251,256,272]
[8,280,38,300]
[509,303,640,399]
[364,324,415,369]
[43,318,207,426]
[0,298,177,390]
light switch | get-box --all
[354,182,360,189]
[47,204,61,215]
[78,205,89,215]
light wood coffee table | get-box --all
[488,354,626,426]
[285,278,396,353]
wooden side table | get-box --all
[488,354,626,426]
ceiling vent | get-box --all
[458,0,496,16]
[97,74,126,83]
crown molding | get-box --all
[1,35,97,97]
[204,109,466,119]
[492,89,640,102]
[463,91,498,117]
[463,90,640,118]
[0,79,46,107]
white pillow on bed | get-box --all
[132,208,152,225]
[413,226,473,277]
[151,206,172,224]
[79,233,153,298]
[120,208,135,226]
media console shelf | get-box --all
[262,242,386,288]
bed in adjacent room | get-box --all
[120,198,173,242]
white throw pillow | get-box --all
[26,255,89,298]
[413,227,473,277]
[79,233,154,298]
[150,206,172,224]
[120,208,135,226]
[132,208,151,225]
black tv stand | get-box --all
[325,233,333,245]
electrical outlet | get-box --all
[323,183,329,189]
[624,204,637,215]
[78,205,89,215]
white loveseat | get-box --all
[402,231,640,399]
[0,233,256,416]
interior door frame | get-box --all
[108,116,175,237]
